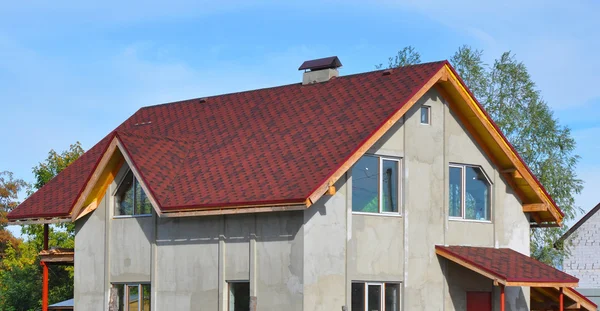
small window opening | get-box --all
[420,106,431,124]
[229,281,250,311]
[115,170,153,216]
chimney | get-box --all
[298,56,342,85]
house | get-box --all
[8,57,596,311]
[558,203,600,306]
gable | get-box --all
[7,61,562,226]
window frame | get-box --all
[352,281,401,311]
[420,105,431,125]
[112,283,151,311]
[351,155,403,216]
[448,163,493,223]
[113,169,153,219]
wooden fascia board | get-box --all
[70,137,119,221]
[564,288,597,311]
[6,217,71,225]
[115,139,163,217]
[506,281,578,287]
[306,66,448,206]
[75,156,125,221]
[435,247,507,285]
[442,65,563,225]
[161,204,307,218]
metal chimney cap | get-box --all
[298,56,342,71]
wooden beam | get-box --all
[162,204,308,218]
[435,248,506,285]
[506,281,578,288]
[523,203,548,213]
[75,156,125,220]
[327,185,336,196]
[307,67,447,206]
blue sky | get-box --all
[1,1,599,232]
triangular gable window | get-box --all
[115,170,152,216]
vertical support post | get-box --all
[559,287,564,311]
[42,224,49,311]
[500,285,505,311]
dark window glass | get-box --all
[420,106,430,124]
[351,283,365,311]
[465,167,491,221]
[229,282,250,311]
[136,181,153,215]
[368,284,382,311]
[385,283,400,311]
[116,171,134,216]
[449,167,462,217]
[352,156,379,213]
[382,160,399,213]
[115,170,152,216]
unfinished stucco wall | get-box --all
[303,177,347,311]
[74,196,107,311]
[153,211,304,311]
[403,90,447,310]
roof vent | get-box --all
[298,56,342,85]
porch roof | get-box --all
[435,245,578,287]
[531,287,597,311]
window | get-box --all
[352,155,401,214]
[449,164,491,221]
[115,170,153,216]
[113,283,151,311]
[228,281,250,311]
[420,106,430,124]
[352,282,400,311]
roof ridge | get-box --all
[139,60,449,110]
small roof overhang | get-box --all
[531,287,597,311]
[435,245,578,287]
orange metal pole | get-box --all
[42,224,49,311]
[500,285,505,311]
[559,287,564,311]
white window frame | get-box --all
[420,105,431,125]
[352,281,401,311]
[448,163,493,223]
[352,155,402,216]
[113,283,151,311]
[112,169,152,219]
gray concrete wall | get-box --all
[564,209,600,289]
[74,196,108,311]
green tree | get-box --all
[0,143,84,310]
[380,46,583,266]
[0,171,27,262]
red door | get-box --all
[467,291,492,311]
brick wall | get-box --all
[564,209,600,288]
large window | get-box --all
[228,281,250,311]
[115,170,153,216]
[449,164,491,221]
[352,155,401,214]
[114,283,151,311]
[352,282,400,311]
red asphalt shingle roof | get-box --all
[8,61,447,219]
[435,245,578,285]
